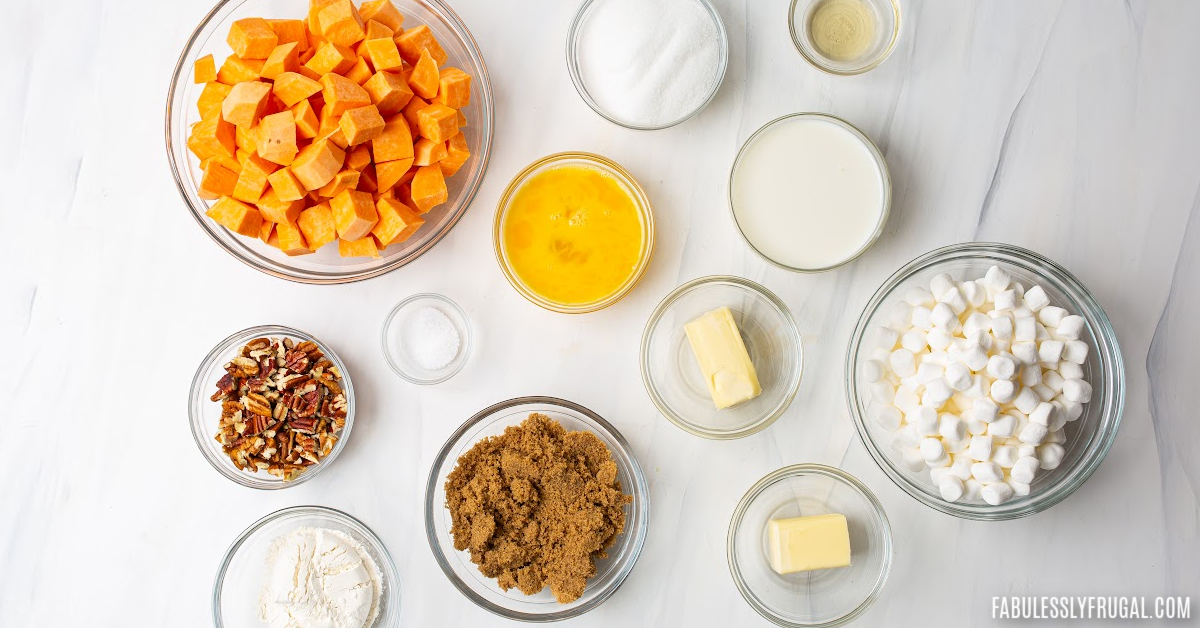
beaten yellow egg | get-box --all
[498,157,652,311]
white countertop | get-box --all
[3,0,1199,626]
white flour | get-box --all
[259,527,382,628]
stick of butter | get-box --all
[767,513,852,575]
[684,307,762,409]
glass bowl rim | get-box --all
[639,275,804,439]
[726,463,894,628]
[787,0,902,76]
[211,504,401,628]
[844,241,1127,520]
[380,292,473,385]
[564,0,729,130]
[728,112,892,273]
[492,151,656,314]
[423,395,651,622]
[188,324,355,490]
[164,0,494,285]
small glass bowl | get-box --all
[641,276,803,439]
[165,0,493,284]
[381,293,472,385]
[728,465,892,628]
[189,325,354,489]
[566,0,728,130]
[213,505,400,628]
[729,113,891,273]
[493,152,655,314]
[425,396,650,622]
[789,0,901,75]
[846,242,1126,520]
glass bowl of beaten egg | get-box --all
[727,464,893,627]
[493,152,655,313]
[845,243,1125,520]
[640,276,804,439]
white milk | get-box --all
[731,116,886,270]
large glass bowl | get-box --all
[189,325,355,489]
[424,396,650,622]
[166,0,494,284]
[846,242,1125,520]
[213,505,400,628]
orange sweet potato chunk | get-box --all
[222,81,272,127]
[236,124,258,153]
[291,139,346,190]
[364,19,395,41]
[275,220,311,255]
[330,189,378,240]
[416,103,457,143]
[273,72,322,107]
[307,0,339,37]
[317,168,361,198]
[228,18,279,59]
[338,235,380,258]
[217,57,264,84]
[410,164,447,212]
[199,158,240,200]
[413,137,446,166]
[364,37,403,72]
[267,19,307,50]
[188,113,237,161]
[267,168,307,201]
[440,132,469,176]
[360,0,404,32]
[194,54,217,84]
[321,73,372,115]
[344,57,374,85]
[259,219,276,243]
[258,188,306,223]
[233,153,280,203]
[373,196,424,246]
[432,67,471,109]
[318,0,366,47]
[196,81,232,118]
[347,144,372,170]
[372,115,413,163]
[401,95,429,135]
[298,202,338,250]
[257,110,298,165]
[292,99,320,138]
[305,41,357,75]
[207,196,263,237]
[362,70,413,116]
[339,105,385,146]
[261,42,300,80]
[375,158,414,194]
[396,24,446,66]
[407,49,440,99]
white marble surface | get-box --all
[3,0,1199,626]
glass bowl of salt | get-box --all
[381,293,472,385]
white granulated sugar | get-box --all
[578,0,722,127]
[403,306,461,370]
[260,527,382,628]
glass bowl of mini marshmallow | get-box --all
[846,242,1124,520]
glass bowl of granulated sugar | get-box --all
[567,0,729,130]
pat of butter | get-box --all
[767,513,851,575]
[683,307,762,409]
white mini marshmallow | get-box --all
[929,466,952,485]
[1010,456,1039,483]
[990,315,1014,341]
[904,287,936,307]
[930,273,955,299]
[1017,442,1037,458]
[986,354,1017,380]
[1014,317,1037,342]
[960,281,985,308]
[1063,378,1093,403]
[876,325,900,349]
[1010,480,1031,497]
[1028,402,1055,426]
[972,398,1000,423]
[923,350,949,366]
[1018,365,1042,387]
[920,437,946,462]
[988,413,1017,439]
[1058,361,1084,381]
[1037,443,1066,470]
[956,344,989,371]
[1012,304,1034,319]
[989,382,1016,406]
[939,476,965,502]
[984,265,1012,291]
[994,289,1017,311]
[910,407,939,436]
[945,362,972,391]
[1063,340,1089,364]
[944,436,969,454]
[949,454,974,480]
[1043,369,1065,394]
[992,445,1018,468]
[1012,341,1039,366]
[1039,306,1067,327]
[890,349,917,377]
[964,479,984,501]
[1055,396,1083,422]
[982,482,1015,505]
[1033,384,1055,402]
[893,423,921,448]
[1019,421,1049,446]
[971,461,1004,484]
[926,328,955,352]
[967,434,993,461]
[965,375,991,400]
[873,406,903,430]
[869,346,893,364]
[1024,285,1050,312]
[1045,427,1066,444]
[923,378,953,406]
[1038,340,1064,364]
[870,381,896,403]
[862,359,885,383]
[930,302,959,331]
[965,414,988,436]
[927,451,952,468]
[963,312,992,338]
[911,305,933,331]
[939,414,966,442]
[901,329,928,354]
[1035,322,1052,341]
[1013,386,1040,414]
[1055,315,1085,340]
[893,385,921,412]
[900,447,925,472]
[916,362,944,385]
[888,301,914,332]
[939,286,968,315]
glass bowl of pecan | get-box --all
[189,325,355,489]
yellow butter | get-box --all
[683,307,762,409]
[767,513,852,575]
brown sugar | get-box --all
[444,413,632,603]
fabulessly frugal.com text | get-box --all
[993,596,1191,620]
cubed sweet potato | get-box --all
[267,168,307,200]
[373,196,425,246]
[396,24,446,66]
[372,114,413,162]
[375,158,414,194]
[291,139,346,190]
[440,132,470,176]
[344,57,374,85]
[358,164,379,192]
[416,103,457,143]
[222,81,272,127]
[432,67,471,109]
[347,144,372,170]
[236,124,258,152]
[318,0,366,46]
[260,219,276,243]
[320,73,372,115]
[363,37,403,72]
[317,168,361,198]
[362,70,413,116]
[338,235,381,258]
[257,110,298,165]
[187,113,237,161]
[199,158,240,200]
[410,164,447,212]
[305,41,357,75]
[360,0,404,32]
[218,56,264,84]
[196,81,232,117]
[339,105,385,146]
[194,54,217,84]
[260,42,300,80]
[407,49,440,99]
[228,18,278,60]
[273,72,322,107]
[401,95,429,135]
[267,19,309,51]
[257,188,306,223]
[207,196,263,237]
[233,153,280,203]
[274,220,311,255]
[413,137,447,166]
[292,99,320,138]
[307,0,340,38]
[298,202,338,249]
[330,189,378,240]
[364,19,395,40]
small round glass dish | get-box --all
[641,276,803,439]
[425,396,650,622]
[213,505,400,628]
[166,0,494,284]
[381,293,472,385]
[493,152,655,314]
[789,0,901,76]
[727,464,892,628]
[566,0,728,130]
[189,325,354,489]
[846,242,1125,520]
